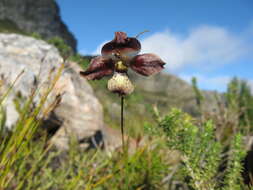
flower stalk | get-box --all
[121,96,125,149]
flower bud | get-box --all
[107,72,134,96]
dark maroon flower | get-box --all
[80,32,166,95]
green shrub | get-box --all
[47,37,73,58]
[191,77,204,111]
[69,54,90,69]
[158,109,248,190]
[226,77,253,131]
[0,19,26,34]
[222,134,246,190]
[30,32,42,40]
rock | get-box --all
[244,136,253,151]
[0,33,103,149]
[0,0,77,51]
[129,71,222,116]
[50,61,104,149]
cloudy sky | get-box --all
[57,0,253,92]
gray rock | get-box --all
[50,61,104,150]
[0,34,103,149]
[245,136,253,151]
[0,0,77,51]
[129,71,223,116]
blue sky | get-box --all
[57,0,253,92]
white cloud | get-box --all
[180,74,253,94]
[140,26,251,72]
[180,74,231,92]
[91,40,109,55]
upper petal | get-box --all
[101,32,141,61]
[114,32,128,44]
[130,53,166,76]
[80,56,114,80]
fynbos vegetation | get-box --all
[0,54,253,189]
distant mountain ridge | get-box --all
[129,71,222,115]
[0,0,77,51]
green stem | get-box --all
[121,96,125,150]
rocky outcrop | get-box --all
[129,71,222,116]
[0,0,77,51]
[0,34,102,149]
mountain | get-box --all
[0,0,77,51]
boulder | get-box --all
[0,33,103,149]
[129,71,223,116]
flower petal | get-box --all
[80,56,114,80]
[114,31,128,44]
[130,53,166,76]
[101,32,141,61]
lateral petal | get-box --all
[130,53,166,76]
[80,56,114,80]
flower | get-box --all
[80,31,166,95]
